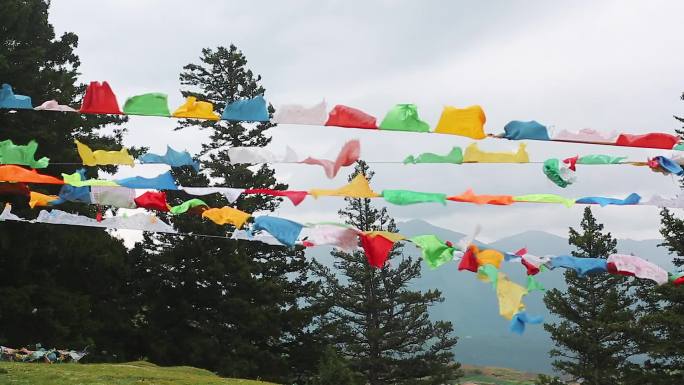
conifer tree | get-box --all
[0,0,134,359]
[311,161,462,385]
[543,207,639,385]
[631,93,684,384]
[131,46,320,382]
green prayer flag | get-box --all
[123,93,171,116]
[403,146,463,164]
[410,234,454,269]
[382,189,447,206]
[478,264,499,289]
[543,158,571,188]
[577,154,627,164]
[169,198,208,214]
[513,194,575,208]
[526,275,545,292]
[379,104,430,132]
[672,143,684,151]
[62,172,118,187]
[0,140,49,168]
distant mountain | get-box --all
[304,219,677,374]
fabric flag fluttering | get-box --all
[75,140,134,167]
[0,83,32,109]
[379,104,430,132]
[0,140,49,168]
[300,139,360,178]
[172,96,220,120]
[122,93,171,116]
[139,146,199,171]
[221,95,269,122]
[79,81,121,114]
[433,105,486,139]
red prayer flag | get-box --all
[521,257,540,275]
[607,261,636,277]
[457,245,479,272]
[0,182,30,196]
[673,276,684,286]
[563,156,578,171]
[325,105,378,129]
[79,81,122,114]
[244,189,308,206]
[134,191,169,212]
[360,233,394,268]
[615,133,679,150]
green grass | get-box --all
[0,360,278,385]
[458,364,538,385]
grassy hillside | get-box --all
[459,364,538,385]
[0,361,277,385]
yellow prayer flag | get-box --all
[463,143,529,163]
[496,273,528,320]
[434,105,486,139]
[172,96,220,120]
[363,230,405,242]
[309,174,380,199]
[29,191,58,208]
[75,140,134,167]
[476,249,504,268]
[201,206,251,228]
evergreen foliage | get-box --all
[0,0,134,360]
[130,46,321,382]
[543,207,639,385]
[311,161,461,385]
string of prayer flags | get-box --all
[549,255,608,276]
[510,312,543,335]
[434,105,486,139]
[34,100,76,112]
[0,84,32,109]
[201,206,251,228]
[172,96,220,120]
[253,216,304,247]
[325,105,377,129]
[382,189,447,206]
[139,146,199,171]
[379,104,430,132]
[502,121,549,141]
[403,147,463,164]
[0,140,49,168]
[0,165,64,184]
[273,100,327,125]
[463,143,529,163]
[221,95,269,122]
[410,235,455,269]
[576,193,640,206]
[243,189,308,206]
[300,139,360,178]
[116,171,177,190]
[606,254,669,285]
[309,174,380,198]
[122,93,171,117]
[79,81,121,114]
[133,191,170,212]
[75,140,134,167]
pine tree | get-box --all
[543,207,639,385]
[311,161,461,385]
[131,45,321,382]
[0,0,135,359]
[631,93,684,383]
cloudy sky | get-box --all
[48,0,684,242]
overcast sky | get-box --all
[48,0,684,242]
